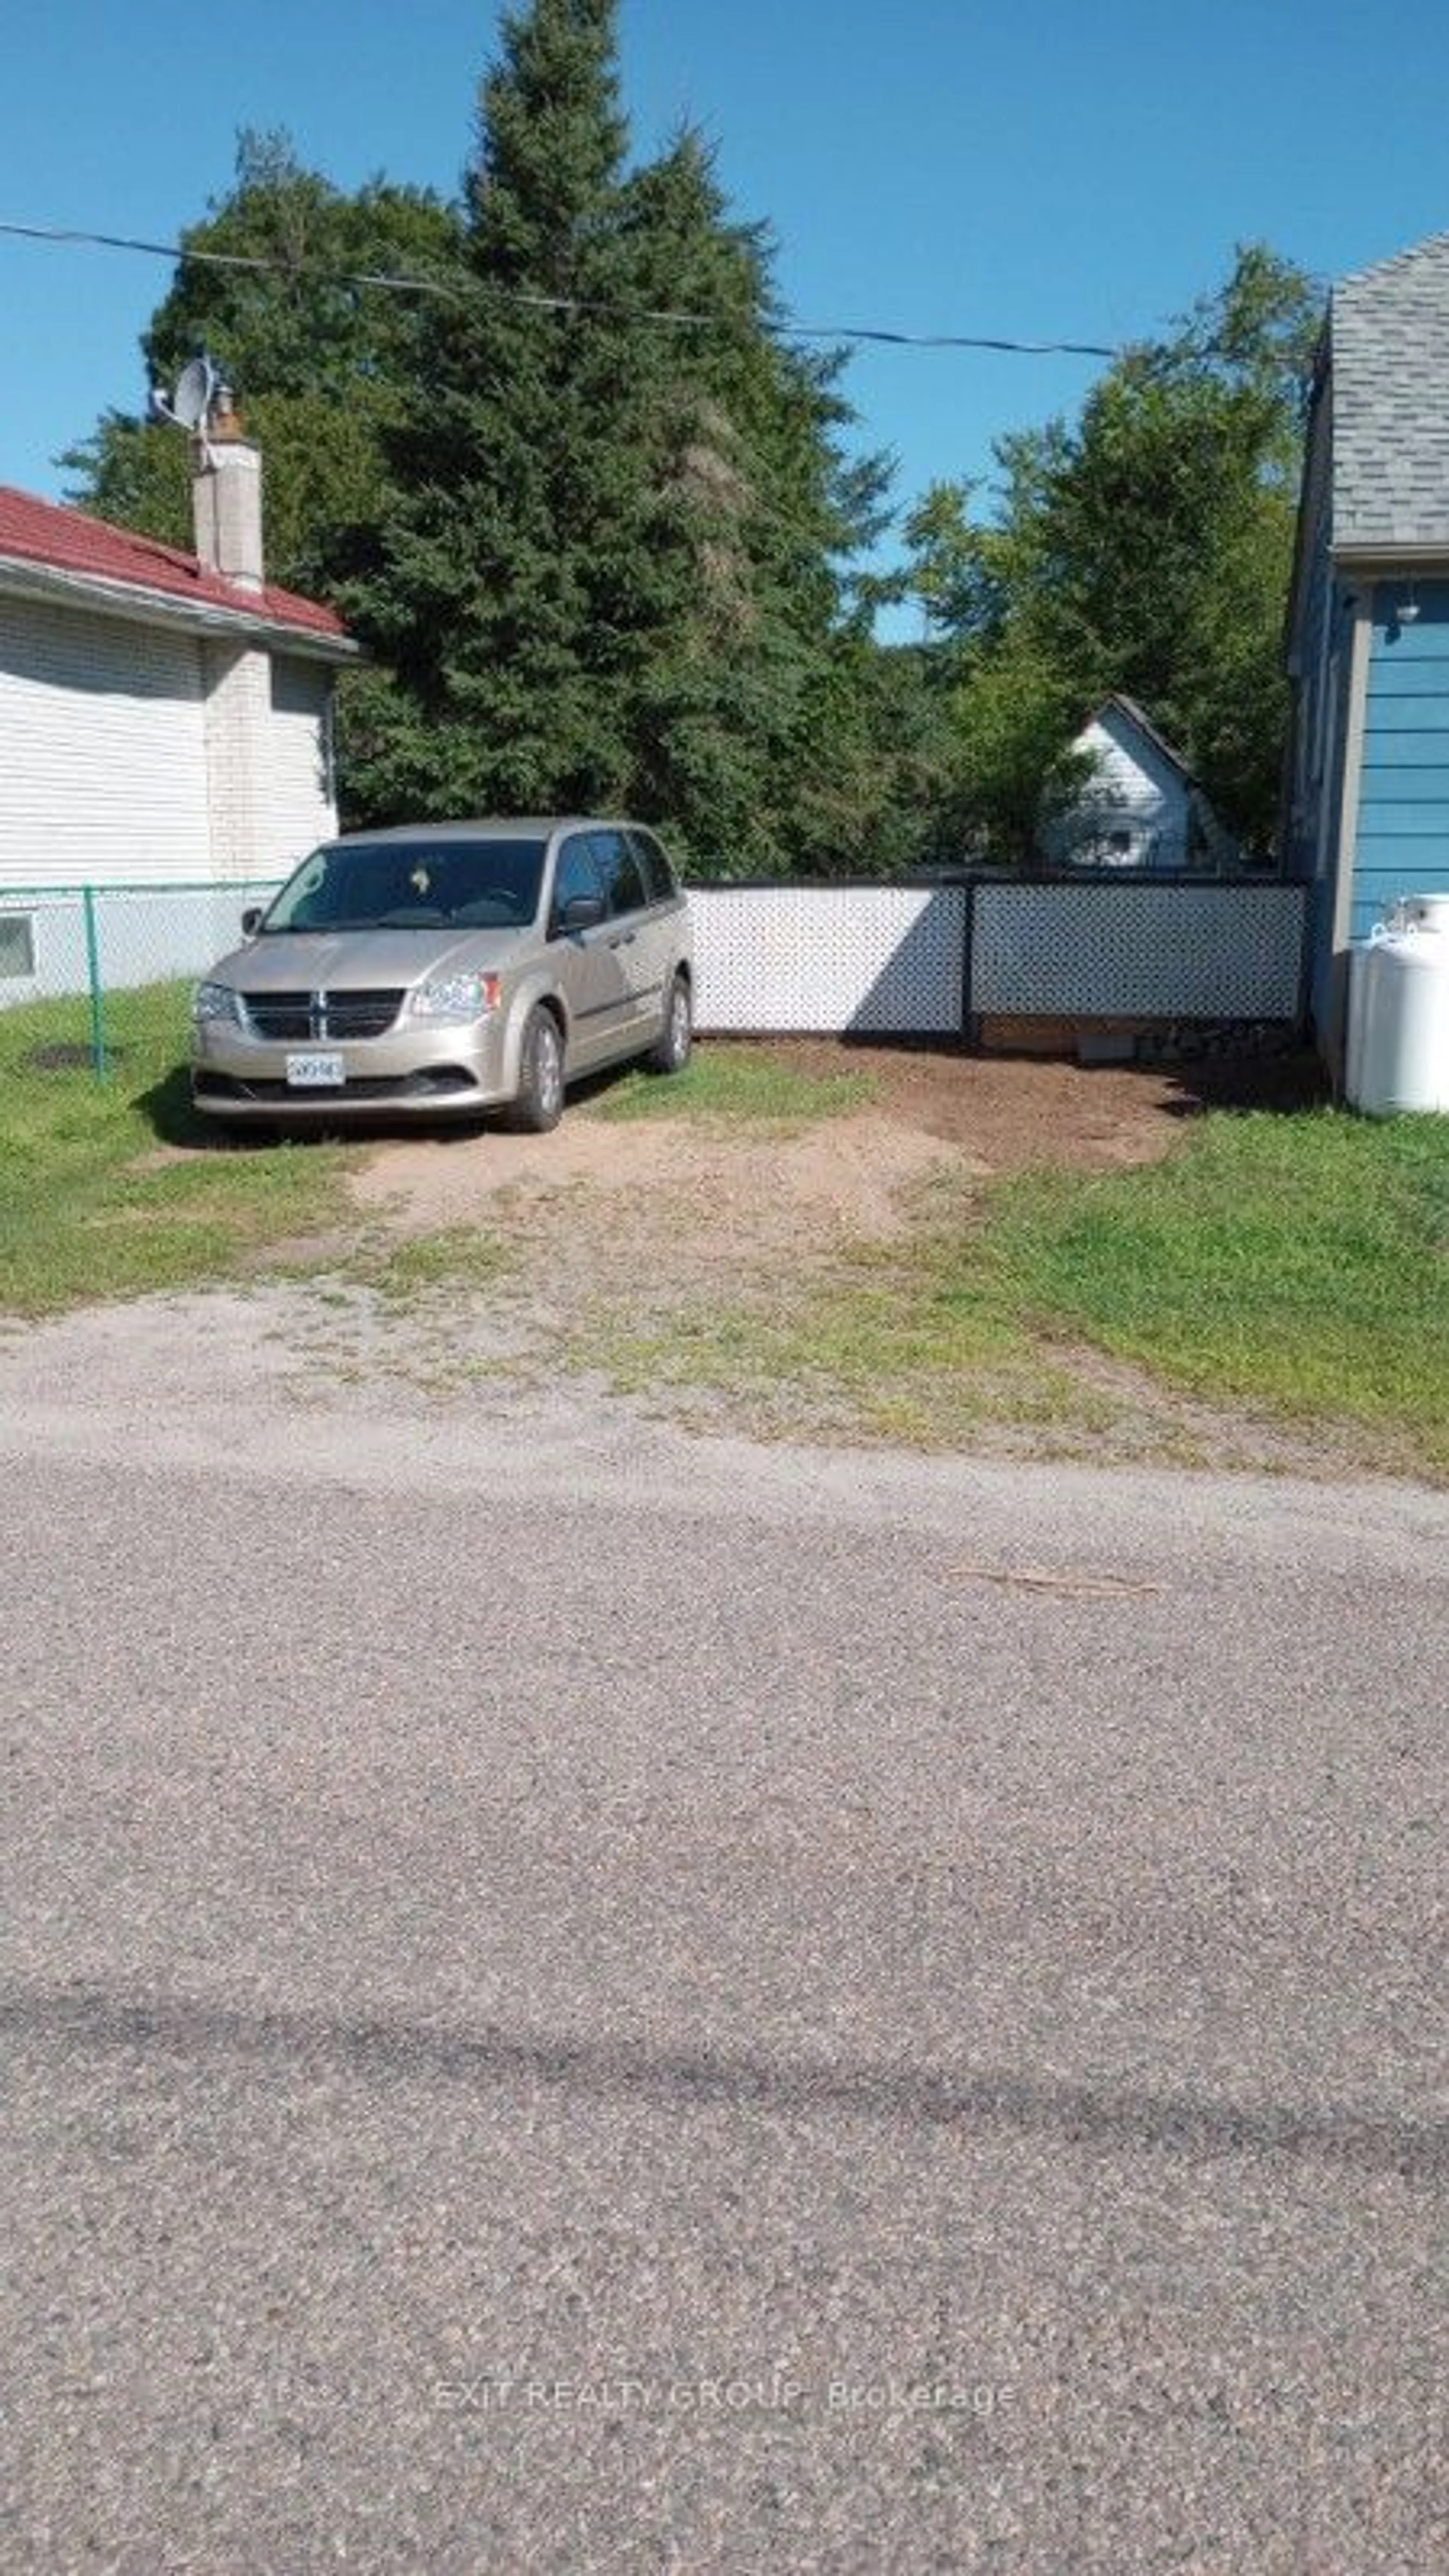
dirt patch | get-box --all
[348,1041,1325,1243]
[351,1102,975,1244]
[270,1039,1357,1483]
[340,1097,979,1384]
[775,1038,1326,1169]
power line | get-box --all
[0,216,1120,360]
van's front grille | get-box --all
[240,991,311,1040]
[241,990,406,1042]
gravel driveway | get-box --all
[2,1286,1446,2571]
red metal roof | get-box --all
[0,483,348,641]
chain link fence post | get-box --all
[82,886,108,1083]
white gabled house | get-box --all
[1040,694,1239,872]
[0,406,357,899]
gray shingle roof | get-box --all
[1096,692,1195,784]
[1332,234,1449,550]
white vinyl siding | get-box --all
[266,656,338,867]
[0,595,211,885]
[1041,709,1194,871]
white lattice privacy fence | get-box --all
[690,884,968,1033]
[691,880,1306,1033]
[969,882,1307,1019]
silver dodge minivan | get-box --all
[191,818,693,1131]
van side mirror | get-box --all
[559,893,605,933]
[240,905,263,938]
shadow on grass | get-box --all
[134,1063,266,1152]
[1158,1050,1329,1118]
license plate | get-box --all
[285,1051,345,1088]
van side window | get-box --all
[629,828,677,904]
[552,834,605,927]
[592,830,648,918]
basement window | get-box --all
[0,914,35,979]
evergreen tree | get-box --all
[64,19,906,870]
[341,0,655,818]
[341,1,893,862]
[610,128,894,868]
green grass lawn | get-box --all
[956,1108,1449,1460]
[0,982,354,1315]
[592,1047,877,1125]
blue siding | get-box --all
[1350,584,1449,940]
[1358,727,1449,764]
[1359,773,1449,805]
[1365,667,1449,703]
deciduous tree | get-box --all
[903,245,1320,856]
[63,128,460,599]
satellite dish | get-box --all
[172,354,216,431]
[148,351,218,436]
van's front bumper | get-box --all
[191,1018,514,1121]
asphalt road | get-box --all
[2,1292,1447,2572]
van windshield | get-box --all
[261,838,549,933]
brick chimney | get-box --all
[191,385,264,593]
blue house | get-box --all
[1285,233,1449,1069]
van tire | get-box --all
[506,1007,565,1133]
[648,974,692,1076]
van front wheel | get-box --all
[507,1007,565,1132]
[648,975,692,1076]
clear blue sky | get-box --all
[6,0,1449,593]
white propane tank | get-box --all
[1345,931,1371,1107]
[1347,893,1449,1114]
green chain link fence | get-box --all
[0,881,281,1086]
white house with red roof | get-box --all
[0,408,356,901]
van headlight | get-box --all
[410,972,501,1024]
[193,981,241,1026]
